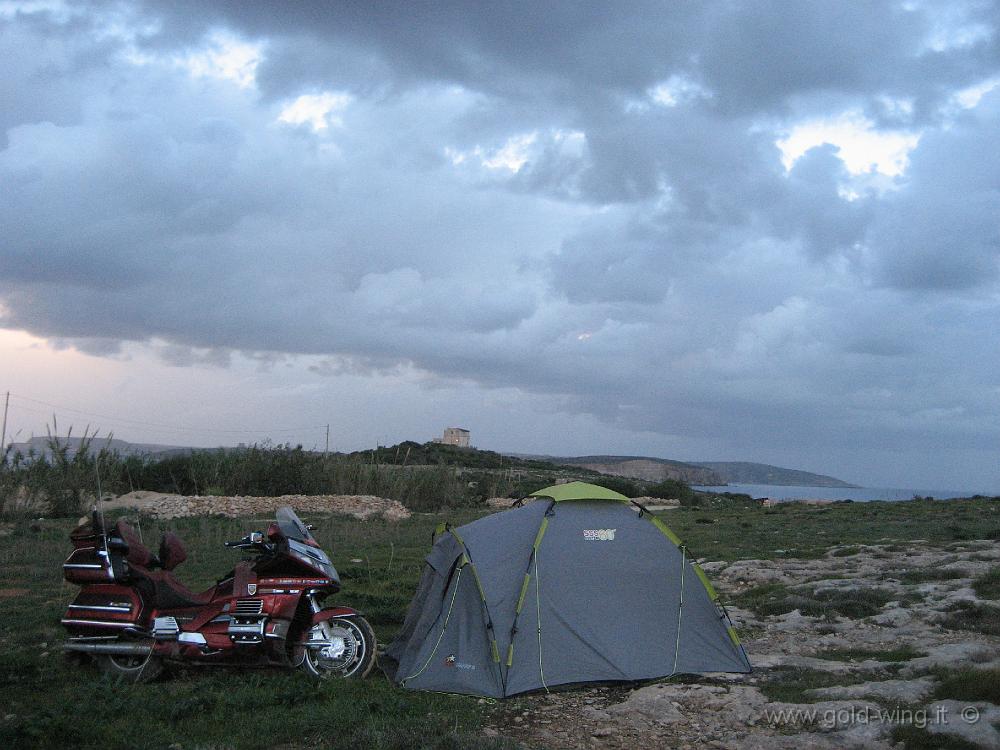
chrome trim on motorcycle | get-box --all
[233,598,264,616]
[228,618,266,643]
[152,616,181,640]
[229,600,267,644]
[67,604,132,613]
[264,620,290,640]
[98,549,115,580]
[62,641,152,656]
[177,632,207,646]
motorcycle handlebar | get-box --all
[225,531,265,549]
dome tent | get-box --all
[382,481,750,697]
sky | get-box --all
[1,1,999,491]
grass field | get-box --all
[1,498,998,749]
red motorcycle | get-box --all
[61,506,376,682]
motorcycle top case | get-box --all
[63,519,126,585]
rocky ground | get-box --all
[486,540,1000,749]
[98,490,411,521]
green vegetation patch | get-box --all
[940,601,1000,636]
[0,667,510,750]
[972,567,1000,599]
[758,667,869,704]
[891,725,983,750]
[645,478,697,503]
[831,545,863,557]
[657,498,1000,562]
[897,568,971,584]
[734,583,894,620]
[930,667,1000,704]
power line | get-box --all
[6,392,328,436]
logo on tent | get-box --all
[583,528,617,541]
[444,654,476,670]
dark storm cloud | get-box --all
[108,0,1000,125]
[2,1,1000,486]
[866,89,1000,290]
[125,1,698,95]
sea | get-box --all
[692,484,990,503]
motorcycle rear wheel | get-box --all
[99,651,163,683]
[300,615,376,679]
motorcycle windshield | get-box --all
[275,506,315,543]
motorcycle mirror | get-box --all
[249,531,263,544]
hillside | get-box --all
[7,435,187,459]
[551,455,723,485]
[536,454,855,488]
[692,461,856,488]
[344,441,566,471]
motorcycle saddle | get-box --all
[146,569,215,610]
[114,520,213,610]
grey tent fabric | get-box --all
[383,495,750,698]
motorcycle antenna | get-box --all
[95,458,110,556]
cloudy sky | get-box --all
[2,1,999,490]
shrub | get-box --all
[932,667,1000,703]
[832,546,862,557]
[645,478,695,503]
[588,476,640,497]
[891,725,982,750]
[735,583,894,619]
[940,601,1000,636]
[899,568,970,584]
[973,568,1000,599]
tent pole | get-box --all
[670,545,686,676]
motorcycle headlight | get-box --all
[289,541,337,580]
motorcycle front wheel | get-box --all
[299,614,376,679]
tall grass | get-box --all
[0,421,128,517]
[0,435,514,517]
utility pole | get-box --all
[325,424,329,456]
[0,391,8,457]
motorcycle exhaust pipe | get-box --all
[63,641,152,656]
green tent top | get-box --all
[529,481,629,503]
